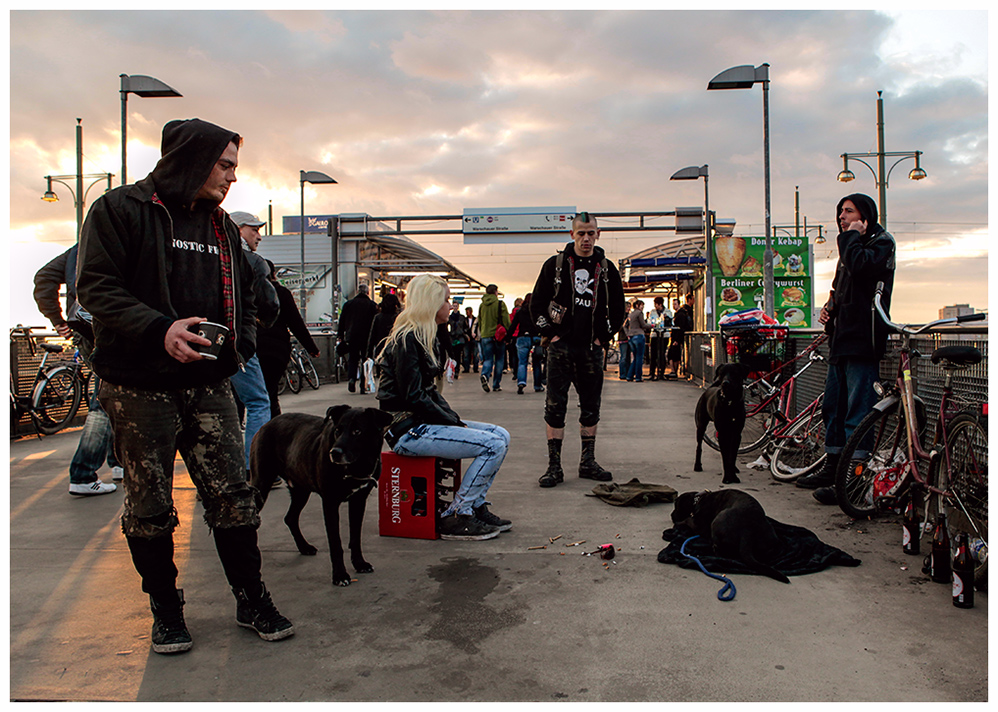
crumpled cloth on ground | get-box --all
[587,478,678,507]
[658,517,861,577]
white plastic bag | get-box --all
[445,357,456,384]
[363,358,376,393]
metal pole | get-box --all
[876,91,887,229]
[794,186,800,238]
[329,215,340,331]
[299,175,306,311]
[703,168,711,329]
[762,74,774,317]
[120,75,128,187]
[75,119,84,242]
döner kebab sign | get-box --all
[713,233,814,329]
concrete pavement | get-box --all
[8,369,988,702]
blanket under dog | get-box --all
[658,517,861,577]
[588,478,678,507]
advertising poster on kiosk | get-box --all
[712,233,813,329]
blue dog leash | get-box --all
[680,535,736,601]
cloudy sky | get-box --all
[7,8,989,326]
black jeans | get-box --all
[543,340,604,429]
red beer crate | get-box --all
[378,453,462,539]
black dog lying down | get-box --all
[694,362,747,484]
[250,405,392,587]
[664,489,790,584]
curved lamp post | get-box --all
[708,63,774,317]
[41,119,113,241]
[837,92,925,230]
[670,164,711,327]
[120,74,182,186]
[299,170,338,311]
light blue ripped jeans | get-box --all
[392,420,510,517]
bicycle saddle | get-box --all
[40,342,64,353]
[930,344,982,367]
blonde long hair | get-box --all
[380,274,448,367]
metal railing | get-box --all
[686,326,988,431]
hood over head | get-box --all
[836,193,880,235]
[150,118,241,208]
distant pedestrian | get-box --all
[646,296,673,381]
[477,284,510,393]
[624,299,650,382]
[257,260,319,419]
[510,292,544,394]
[338,284,379,393]
[668,294,694,378]
[462,306,479,373]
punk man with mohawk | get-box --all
[529,212,626,488]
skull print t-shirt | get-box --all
[570,253,597,346]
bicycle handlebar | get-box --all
[874,282,987,335]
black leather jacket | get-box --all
[375,331,464,447]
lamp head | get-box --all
[41,177,58,202]
[300,170,337,185]
[908,167,927,181]
[837,169,856,183]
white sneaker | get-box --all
[111,466,124,481]
[69,480,117,496]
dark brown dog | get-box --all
[694,362,747,484]
[665,489,790,583]
[250,405,392,587]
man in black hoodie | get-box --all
[78,119,294,654]
[795,193,896,501]
[529,212,626,488]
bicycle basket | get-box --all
[722,325,793,375]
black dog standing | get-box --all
[250,405,392,587]
[694,363,747,484]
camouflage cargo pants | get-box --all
[99,380,261,538]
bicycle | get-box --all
[278,359,302,395]
[704,328,829,481]
[290,339,320,390]
[9,325,85,435]
[834,283,987,586]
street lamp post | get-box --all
[708,63,774,317]
[837,92,926,230]
[670,164,711,327]
[299,170,338,312]
[120,74,182,186]
[41,119,113,241]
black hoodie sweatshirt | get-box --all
[826,193,896,363]
[78,118,257,389]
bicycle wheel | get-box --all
[287,363,302,394]
[276,372,287,396]
[939,412,988,588]
[301,355,320,390]
[834,402,907,520]
[770,403,826,482]
[31,366,83,435]
[703,379,776,454]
